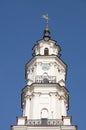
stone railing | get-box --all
[35,76,56,83]
[26,119,63,126]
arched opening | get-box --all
[43,78,49,83]
[44,48,49,55]
[41,108,48,125]
[41,108,48,119]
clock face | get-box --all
[42,64,50,71]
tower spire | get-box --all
[42,14,51,40]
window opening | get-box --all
[44,48,49,55]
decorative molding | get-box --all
[32,92,41,97]
[49,92,58,97]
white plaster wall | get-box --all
[26,57,66,86]
[22,85,68,120]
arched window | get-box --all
[44,48,49,55]
[41,108,48,119]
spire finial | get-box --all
[42,14,49,29]
[42,14,51,41]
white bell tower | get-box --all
[11,17,77,130]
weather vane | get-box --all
[42,14,49,28]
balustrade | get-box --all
[35,76,56,83]
[26,119,63,126]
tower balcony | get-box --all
[35,75,56,83]
[26,119,63,126]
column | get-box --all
[23,95,31,119]
[30,92,40,119]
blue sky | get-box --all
[0,0,86,130]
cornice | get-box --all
[26,55,67,70]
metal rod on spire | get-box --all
[42,14,49,29]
